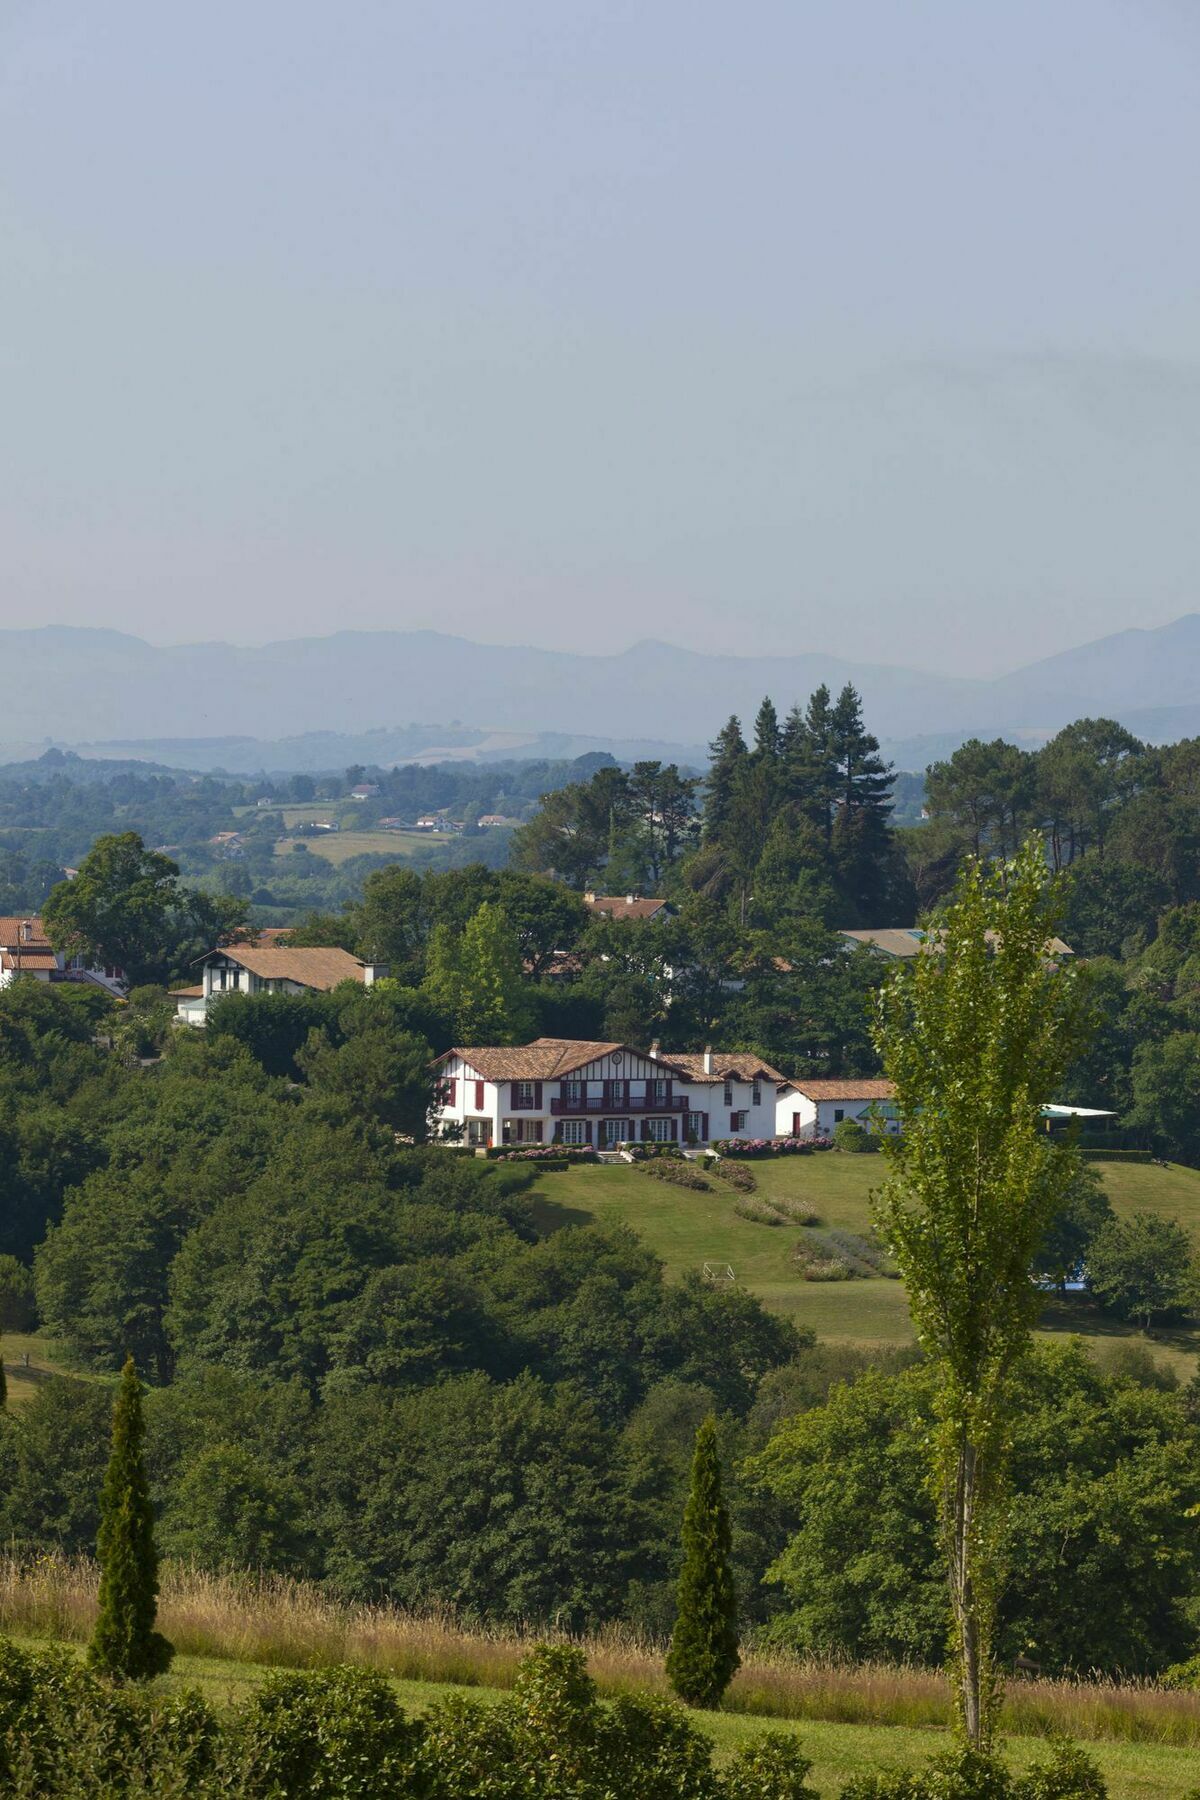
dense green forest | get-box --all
[1,979,1198,1679]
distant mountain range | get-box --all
[3,616,1198,773]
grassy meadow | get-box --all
[3,1561,1198,1797]
[530,1153,1200,1375]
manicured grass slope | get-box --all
[12,1638,1195,1798]
[531,1156,1200,1370]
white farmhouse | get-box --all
[430,1036,792,1150]
[175,944,385,1024]
[779,1078,899,1140]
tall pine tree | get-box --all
[703,716,747,842]
[89,1356,173,1681]
[665,1416,740,1708]
[752,695,780,761]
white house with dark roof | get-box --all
[430,1036,794,1150]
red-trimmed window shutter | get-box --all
[584,1121,593,1144]
[534,1081,543,1109]
[475,1080,484,1111]
[442,1077,456,1106]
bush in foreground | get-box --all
[0,1638,821,1799]
[839,1741,1107,1798]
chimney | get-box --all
[703,1045,713,1075]
[583,891,596,905]
[626,893,637,905]
[649,1039,660,1060]
[20,921,32,944]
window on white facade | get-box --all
[647,1117,673,1142]
[834,1108,845,1123]
[650,1078,668,1103]
[603,1118,629,1146]
[729,1111,748,1133]
[563,1079,584,1103]
[752,1082,761,1106]
[723,1080,733,1106]
[514,1082,535,1108]
[562,1120,587,1145]
[465,1119,490,1146]
[686,1112,705,1142]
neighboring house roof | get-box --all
[438,1036,690,1083]
[841,927,1074,960]
[0,950,60,972]
[0,917,54,952]
[791,1078,897,1101]
[170,984,205,999]
[583,893,671,921]
[667,1052,788,1086]
[197,945,367,989]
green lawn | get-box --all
[10,1638,1193,1797]
[530,1155,1200,1371]
[1,1333,105,1410]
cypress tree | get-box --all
[88,1356,173,1682]
[0,1336,6,1411]
[665,1416,740,1708]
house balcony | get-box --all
[549,1094,689,1116]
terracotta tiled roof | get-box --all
[170,984,204,999]
[0,950,60,971]
[197,945,366,989]
[583,894,671,921]
[792,1078,896,1101]
[668,1052,788,1086]
[0,917,53,952]
[442,1037,689,1083]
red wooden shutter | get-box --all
[534,1081,543,1109]
[475,1080,484,1111]
[584,1121,593,1144]
[669,1119,678,1141]
[642,1119,652,1141]
[793,1113,801,1136]
[730,1113,738,1132]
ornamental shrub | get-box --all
[832,1119,875,1153]
[640,1159,713,1192]
[713,1160,757,1192]
[666,1417,740,1708]
[88,1356,173,1682]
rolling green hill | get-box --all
[530,1155,1200,1378]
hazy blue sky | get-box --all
[3,1,1198,673]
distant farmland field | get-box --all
[275,830,455,865]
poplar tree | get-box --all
[88,1356,173,1681]
[665,1416,740,1708]
[872,841,1084,1748]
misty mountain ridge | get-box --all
[3,614,1196,774]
